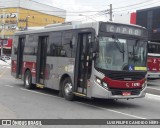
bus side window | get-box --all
[62,31,73,57]
[24,35,38,55]
[49,43,56,56]
[48,32,62,56]
[13,36,19,54]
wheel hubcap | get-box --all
[26,75,30,86]
[64,83,72,96]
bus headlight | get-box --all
[96,77,101,85]
[102,82,108,89]
[95,77,108,89]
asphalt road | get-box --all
[147,79,160,95]
[0,66,160,128]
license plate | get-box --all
[122,92,131,96]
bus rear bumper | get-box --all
[91,82,146,99]
[147,72,160,78]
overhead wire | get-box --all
[113,1,160,14]
[112,0,152,10]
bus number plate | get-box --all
[122,92,131,96]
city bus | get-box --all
[147,42,160,79]
[11,21,148,100]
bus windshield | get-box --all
[95,36,147,71]
[148,43,160,54]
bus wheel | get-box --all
[62,77,75,101]
[24,70,34,89]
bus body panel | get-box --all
[147,57,160,78]
[90,62,147,99]
[22,55,37,83]
[44,57,75,90]
[44,57,59,89]
[147,43,160,79]
[91,81,146,99]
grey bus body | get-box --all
[11,21,148,100]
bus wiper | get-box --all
[112,35,125,61]
[112,35,125,53]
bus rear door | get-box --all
[36,36,48,85]
[16,37,25,78]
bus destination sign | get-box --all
[100,23,147,37]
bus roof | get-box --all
[14,21,146,36]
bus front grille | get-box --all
[110,89,141,95]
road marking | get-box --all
[147,87,160,91]
[20,88,63,99]
[4,85,14,88]
[75,101,146,119]
[146,93,160,101]
[20,88,147,119]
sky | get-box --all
[34,0,160,23]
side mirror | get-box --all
[92,38,99,53]
[60,50,66,56]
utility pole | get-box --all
[109,4,112,21]
[26,15,30,30]
[16,0,20,30]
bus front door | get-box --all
[36,36,48,85]
[75,33,92,95]
[16,37,25,78]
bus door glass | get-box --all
[76,33,92,94]
[36,36,48,84]
[16,37,25,78]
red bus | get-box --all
[147,42,160,78]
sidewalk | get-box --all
[0,60,10,66]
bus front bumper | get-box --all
[147,72,160,78]
[91,82,147,99]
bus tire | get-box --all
[62,77,75,101]
[24,70,34,89]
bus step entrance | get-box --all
[36,83,44,88]
[17,75,22,79]
[75,87,87,95]
[73,92,86,97]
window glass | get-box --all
[24,35,38,55]
[13,36,18,54]
[47,32,62,56]
[62,31,73,57]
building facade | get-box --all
[0,0,66,39]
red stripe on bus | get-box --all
[103,77,145,89]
